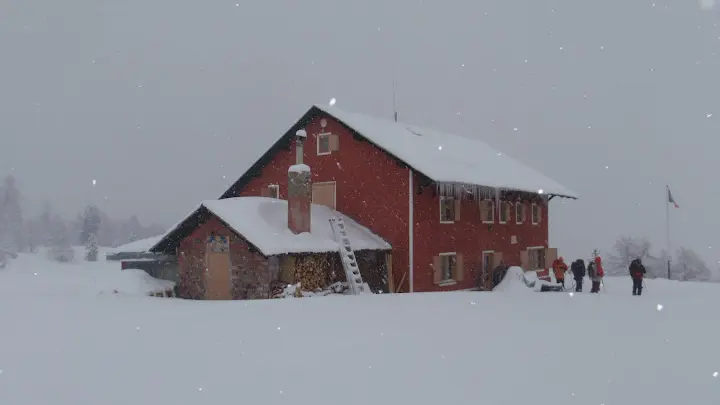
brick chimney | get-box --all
[288,129,311,234]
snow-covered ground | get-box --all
[0,252,718,404]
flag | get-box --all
[667,187,679,208]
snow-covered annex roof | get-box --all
[149,197,391,256]
[108,235,164,254]
[221,104,577,199]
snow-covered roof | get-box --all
[109,235,164,254]
[313,104,577,198]
[150,197,391,256]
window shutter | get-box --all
[260,186,270,197]
[520,250,529,270]
[433,256,442,284]
[537,205,543,222]
[329,134,340,151]
[480,201,488,221]
[545,248,557,269]
[493,252,503,268]
[455,254,464,281]
[454,199,461,221]
[385,253,394,293]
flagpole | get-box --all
[666,185,671,280]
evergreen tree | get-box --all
[0,175,24,254]
[85,233,99,261]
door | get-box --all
[205,235,232,300]
[482,251,494,290]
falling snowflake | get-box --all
[713,371,718,377]
[605,166,609,169]
[568,292,574,297]
[198,387,203,392]
[328,98,336,106]
[513,128,518,131]
[438,146,443,151]
[707,113,713,118]
[538,189,544,194]
[469,300,477,305]
[92,179,97,186]
[600,45,605,50]
[657,304,663,311]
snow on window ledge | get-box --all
[438,280,457,287]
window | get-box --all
[433,253,464,285]
[499,202,511,224]
[515,202,526,224]
[527,247,546,270]
[531,203,541,224]
[317,133,339,155]
[312,181,336,210]
[440,196,460,223]
[480,199,494,223]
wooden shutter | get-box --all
[433,256,442,284]
[455,254,464,281]
[312,183,336,209]
[545,248,557,269]
[454,199,461,221]
[329,134,340,152]
[493,252,503,268]
[536,205,542,223]
[520,250,529,270]
[385,253,394,293]
[260,186,271,197]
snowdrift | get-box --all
[0,253,718,405]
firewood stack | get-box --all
[293,254,330,291]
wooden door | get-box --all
[205,235,232,300]
[482,251,494,290]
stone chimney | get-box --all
[288,129,311,234]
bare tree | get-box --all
[673,247,711,281]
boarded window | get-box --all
[527,248,546,270]
[480,200,494,223]
[532,203,541,224]
[440,196,458,223]
[312,182,336,210]
[515,202,526,224]
[499,202,511,223]
[317,133,331,155]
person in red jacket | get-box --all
[589,255,604,293]
[552,257,569,289]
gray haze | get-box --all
[1,0,718,263]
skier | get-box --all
[570,259,586,292]
[589,256,604,293]
[552,256,568,289]
[629,258,646,296]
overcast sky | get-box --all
[1,0,718,263]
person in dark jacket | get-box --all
[570,259,586,292]
[629,258,646,296]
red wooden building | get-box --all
[152,104,576,297]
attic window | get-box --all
[317,133,339,155]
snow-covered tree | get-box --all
[0,175,24,254]
[606,237,653,275]
[81,205,101,262]
[47,216,74,262]
[673,247,711,281]
[85,233,99,262]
